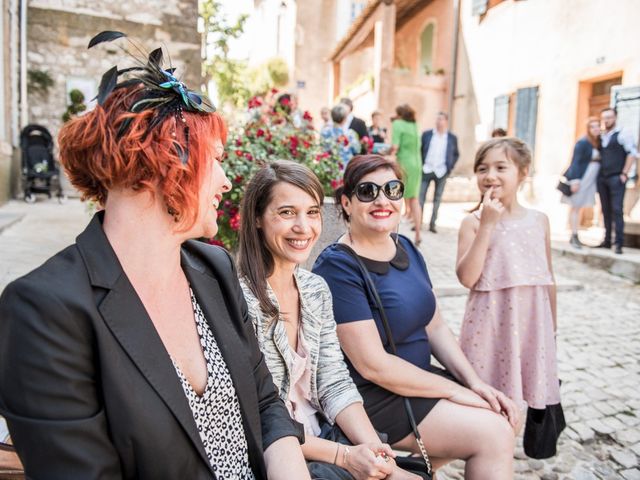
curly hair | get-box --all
[58,85,227,231]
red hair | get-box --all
[585,116,601,149]
[59,85,227,231]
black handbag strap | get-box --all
[335,243,432,474]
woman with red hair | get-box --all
[0,32,309,480]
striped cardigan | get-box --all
[240,268,362,423]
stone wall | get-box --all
[26,1,201,145]
[292,0,338,121]
[1,1,14,204]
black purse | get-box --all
[556,180,572,196]
[335,244,433,480]
[523,399,566,459]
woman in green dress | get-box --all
[391,104,422,245]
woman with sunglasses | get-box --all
[313,155,519,479]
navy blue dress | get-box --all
[313,235,454,443]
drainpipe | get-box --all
[9,0,19,146]
[19,0,28,129]
[447,0,460,125]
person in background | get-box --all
[321,104,361,166]
[491,128,507,138]
[369,111,388,144]
[320,107,333,129]
[456,137,559,423]
[391,104,422,246]
[314,155,519,480]
[340,97,369,154]
[596,107,639,254]
[0,31,308,480]
[238,161,420,480]
[562,117,601,249]
[419,112,460,233]
[276,93,303,128]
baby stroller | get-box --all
[20,124,66,203]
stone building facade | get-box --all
[249,0,367,125]
[329,0,455,136]
[454,0,640,226]
[0,0,201,203]
[27,0,201,145]
[1,0,19,204]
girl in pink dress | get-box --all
[456,137,560,413]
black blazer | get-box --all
[420,129,460,175]
[0,213,303,480]
[348,116,369,153]
[564,137,595,181]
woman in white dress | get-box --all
[562,117,601,248]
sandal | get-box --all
[0,441,23,480]
[0,470,25,480]
[0,442,14,453]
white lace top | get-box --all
[172,289,255,479]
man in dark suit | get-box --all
[419,111,459,233]
[340,97,369,154]
[597,107,638,254]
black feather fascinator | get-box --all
[88,30,216,164]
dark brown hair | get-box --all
[58,85,227,231]
[335,154,404,221]
[470,137,531,212]
[238,161,324,320]
[491,128,507,138]
[395,104,416,122]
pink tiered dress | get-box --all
[459,209,560,409]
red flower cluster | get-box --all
[303,111,313,122]
[360,135,374,154]
[314,151,330,164]
[337,135,349,147]
[288,135,300,157]
[229,212,241,231]
[248,96,263,109]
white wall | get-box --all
[460,0,640,176]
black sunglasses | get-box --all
[354,180,404,202]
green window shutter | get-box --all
[472,0,488,16]
[515,86,539,154]
[493,95,510,130]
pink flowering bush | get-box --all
[212,91,344,250]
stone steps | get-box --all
[552,242,640,284]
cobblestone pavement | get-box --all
[1,199,639,479]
